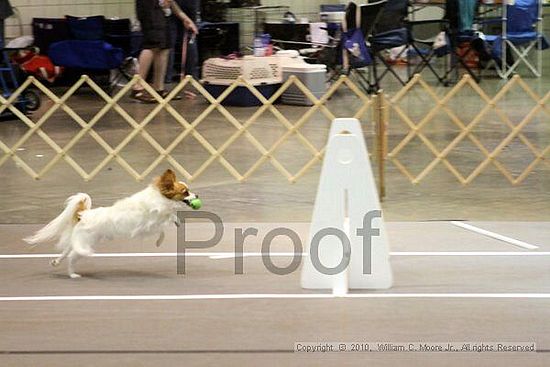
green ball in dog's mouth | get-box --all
[189,198,202,210]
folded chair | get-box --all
[484,0,548,78]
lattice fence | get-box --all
[385,74,550,186]
[0,74,374,183]
[1,73,548,193]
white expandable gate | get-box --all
[301,118,393,293]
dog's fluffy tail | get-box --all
[23,193,92,246]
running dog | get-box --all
[24,169,198,278]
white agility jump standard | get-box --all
[301,118,392,292]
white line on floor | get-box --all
[2,251,550,259]
[207,252,550,258]
[0,293,549,302]
[450,221,539,250]
[390,251,550,256]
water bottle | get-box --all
[261,33,273,56]
[253,36,265,57]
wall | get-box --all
[6,0,550,40]
[260,0,338,19]
[5,0,338,40]
[6,0,134,39]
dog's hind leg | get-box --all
[66,229,95,278]
[67,250,83,279]
[156,231,165,247]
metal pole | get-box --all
[502,0,507,78]
[375,91,387,200]
[537,0,542,77]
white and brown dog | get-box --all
[24,169,198,278]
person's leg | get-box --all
[136,48,155,90]
[153,48,170,92]
[131,48,156,102]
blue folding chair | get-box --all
[341,0,388,94]
[484,0,548,78]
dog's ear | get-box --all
[163,169,177,182]
[160,169,176,189]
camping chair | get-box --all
[483,0,548,78]
[406,13,449,85]
[103,18,139,90]
[32,18,70,55]
[438,0,481,84]
[47,16,129,94]
[342,0,387,94]
[369,0,411,87]
[407,1,474,86]
[374,0,464,86]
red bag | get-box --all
[12,50,63,82]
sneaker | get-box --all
[130,89,155,103]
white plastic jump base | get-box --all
[300,118,393,291]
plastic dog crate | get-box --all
[281,64,327,106]
[274,51,327,106]
[203,83,280,106]
[201,56,281,106]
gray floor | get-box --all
[1,222,549,366]
[1,63,550,366]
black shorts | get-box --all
[136,0,172,49]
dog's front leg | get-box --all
[51,245,71,267]
[156,232,165,247]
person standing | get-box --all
[132,0,198,103]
